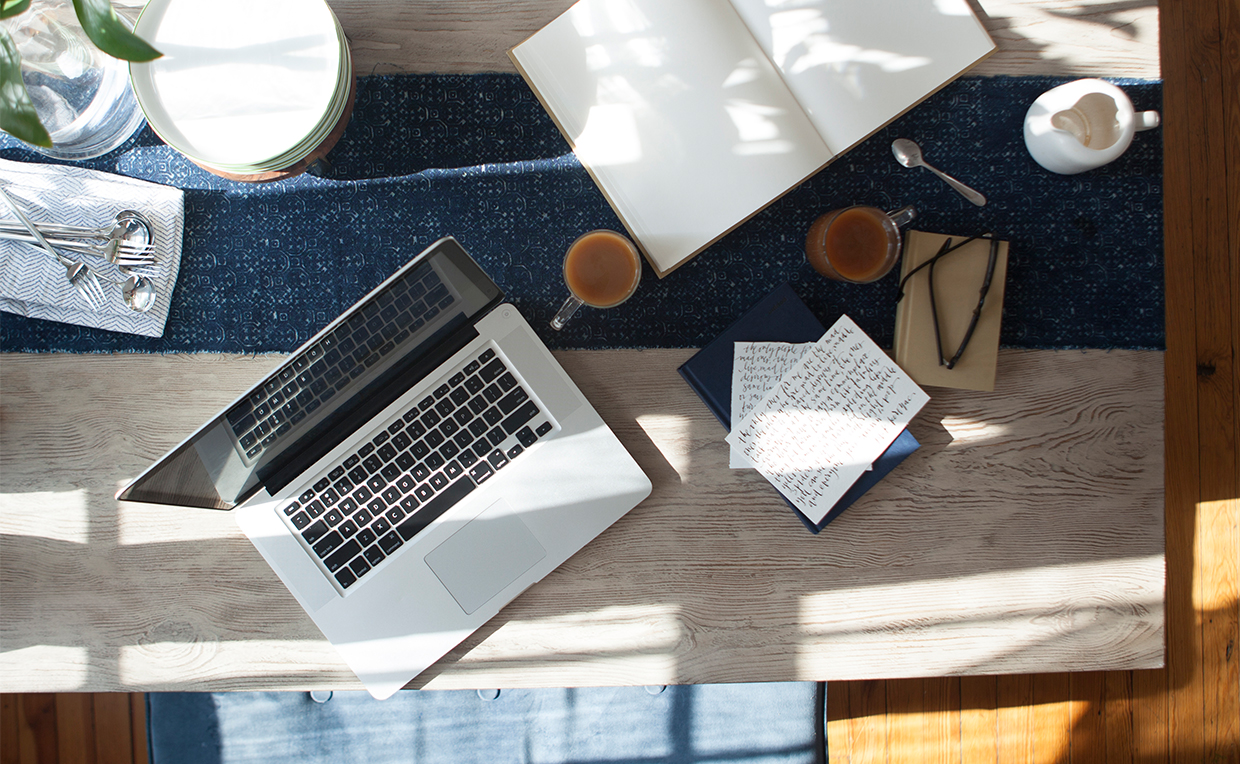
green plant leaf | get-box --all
[0,28,50,147]
[0,0,31,21]
[73,0,161,62]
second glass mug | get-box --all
[806,205,916,284]
[550,230,642,331]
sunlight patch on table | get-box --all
[636,413,694,481]
[0,489,89,543]
[793,555,1165,676]
[118,497,241,545]
[0,646,90,691]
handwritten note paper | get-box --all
[730,342,812,468]
[725,315,929,524]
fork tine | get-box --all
[68,275,98,310]
[84,270,108,309]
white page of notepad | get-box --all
[725,315,929,524]
[729,341,812,469]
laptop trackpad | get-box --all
[425,499,547,615]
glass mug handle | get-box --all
[550,295,584,331]
[887,205,917,228]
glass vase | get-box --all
[3,0,145,159]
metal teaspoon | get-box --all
[892,138,987,206]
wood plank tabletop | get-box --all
[0,347,1164,692]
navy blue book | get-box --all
[677,283,920,533]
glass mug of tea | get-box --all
[805,205,916,283]
[550,230,642,330]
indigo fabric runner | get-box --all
[0,74,1162,353]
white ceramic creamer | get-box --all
[1023,79,1160,175]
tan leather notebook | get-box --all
[893,231,1010,392]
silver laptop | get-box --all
[117,236,652,699]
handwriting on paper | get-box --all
[725,315,929,524]
[730,342,812,468]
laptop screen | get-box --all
[118,238,503,510]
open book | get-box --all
[509,0,995,277]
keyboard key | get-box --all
[503,401,541,435]
[324,509,344,527]
[363,545,386,566]
[366,474,388,492]
[324,539,361,572]
[385,506,405,525]
[414,484,435,502]
[517,426,538,448]
[313,477,331,493]
[507,444,524,459]
[291,511,312,529]
[303,519,328,544]
[468,461,495,484]
[487,448,509,470]
[357,527,377,547]
[283,500,300,516]
[338,519,358,538]
[380,463,402,482]
[306,500,326,518]
[381,485,402,504]
[313,530,344,558]
[378,532,404,555]
[335,568,357,588]
[399,494,420,512]
[479,359,505,383]
[349,557,371,577]
[372,517,392,536]
[429,472,449,491]
[498,387,529,415]
[536,421,553,437]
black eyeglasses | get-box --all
[896,233,1000,370]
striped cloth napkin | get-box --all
[0,158,184,337]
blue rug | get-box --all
[0,74,1163,353]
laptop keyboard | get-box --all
[279,346,555,590]
[225,267,453,463]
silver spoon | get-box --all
[891,138,987,206]
[94,272,157,313]
[111,209,155,251]
[120,275,157,312]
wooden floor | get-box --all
[1,0,1236,762]
[1,695,146,764]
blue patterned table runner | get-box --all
[0,74,1162,353]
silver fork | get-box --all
[0,185,109,310]
[58,255,108,310]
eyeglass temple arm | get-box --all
[944,236,1000,369]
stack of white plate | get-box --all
[130,0,351,176]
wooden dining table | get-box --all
[2,0,1235,760]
